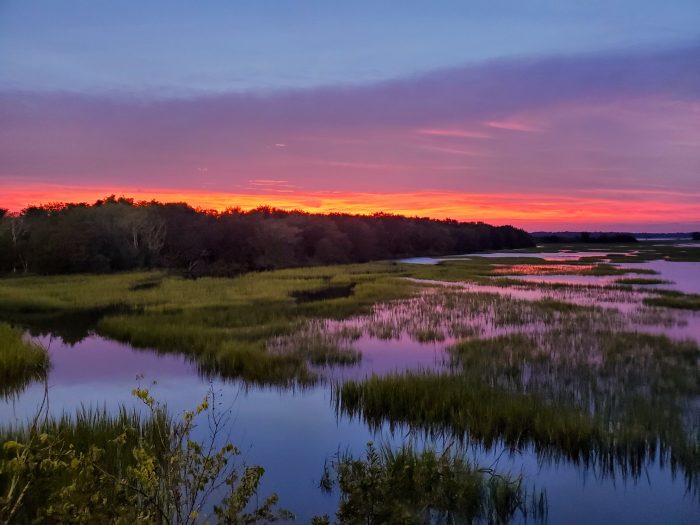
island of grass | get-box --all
[645,291,700,311]
[615,277,672,285]
[0,323,48,397]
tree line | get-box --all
[0,196,533,276]
[533,232,638,244]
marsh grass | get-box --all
[615,277,671,285]
[331,290,700,491]
[0,405,169,472]
[0,264,415,385]
[0,324,49,398]
[318,442,546,525]
[1,244,693,386]
[0,388,292,524]
[644,291,700,311]
[336,370,700,491]
[0,404,170,523]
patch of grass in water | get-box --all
[644,291,700,311]
[615,278,671,286]
[318,442,545,525]
[410,327,446,343]
[337,327,700,488]
[0,323,49,398]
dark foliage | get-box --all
[0,197,533,276]
[533,231,637,244]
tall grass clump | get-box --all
[644,291,700,311]
[315,442,546,525]
[0,323,48,398]
[336,371,700,488]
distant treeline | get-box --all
[0,196,533,276]
[532,232,638,244]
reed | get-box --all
[319,442,546,524]
[0,323,48,398]
[336,371,700,489]
[644,291,700,311]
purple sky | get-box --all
[1,1,699,230]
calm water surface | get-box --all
[2,247,699,523]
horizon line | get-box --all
[2,184,699,233]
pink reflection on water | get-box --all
[35,334,195,385]
[621,260,700,294]
[323,334,446,382]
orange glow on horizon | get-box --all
[1,183,699,231]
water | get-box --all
[2,246,700,523]
[399,250,637,264]
[3,333,698,523]
[621,260,700,294]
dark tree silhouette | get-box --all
[0,197,534,276]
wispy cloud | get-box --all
[419,145,488,157]
[417,128,492,139]
[485,119,544,132]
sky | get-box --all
[1,1,699,231]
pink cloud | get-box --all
[417,128,492,139]
[485,119,544,132]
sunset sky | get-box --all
[1,1,699,231]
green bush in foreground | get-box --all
[0,387,292,524]
[0,323,48,398]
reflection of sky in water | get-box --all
[621,260,700,295]
[2,251,700,523]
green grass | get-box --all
[530,242,700,263]
[0,405,170,523]
[0,405,169,472]
[337,370,699,485]
[0,264,415,385]
[0,323,49,398]
[337,328,700,486]
[320,442,544,524]
[644,291,700,311]
[615,278,671,285]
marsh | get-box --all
[1,242,699,523]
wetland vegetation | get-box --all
[0,324,48,399]
[0,387,291,524]
[1,240,699,522]
[316,443,545,525]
